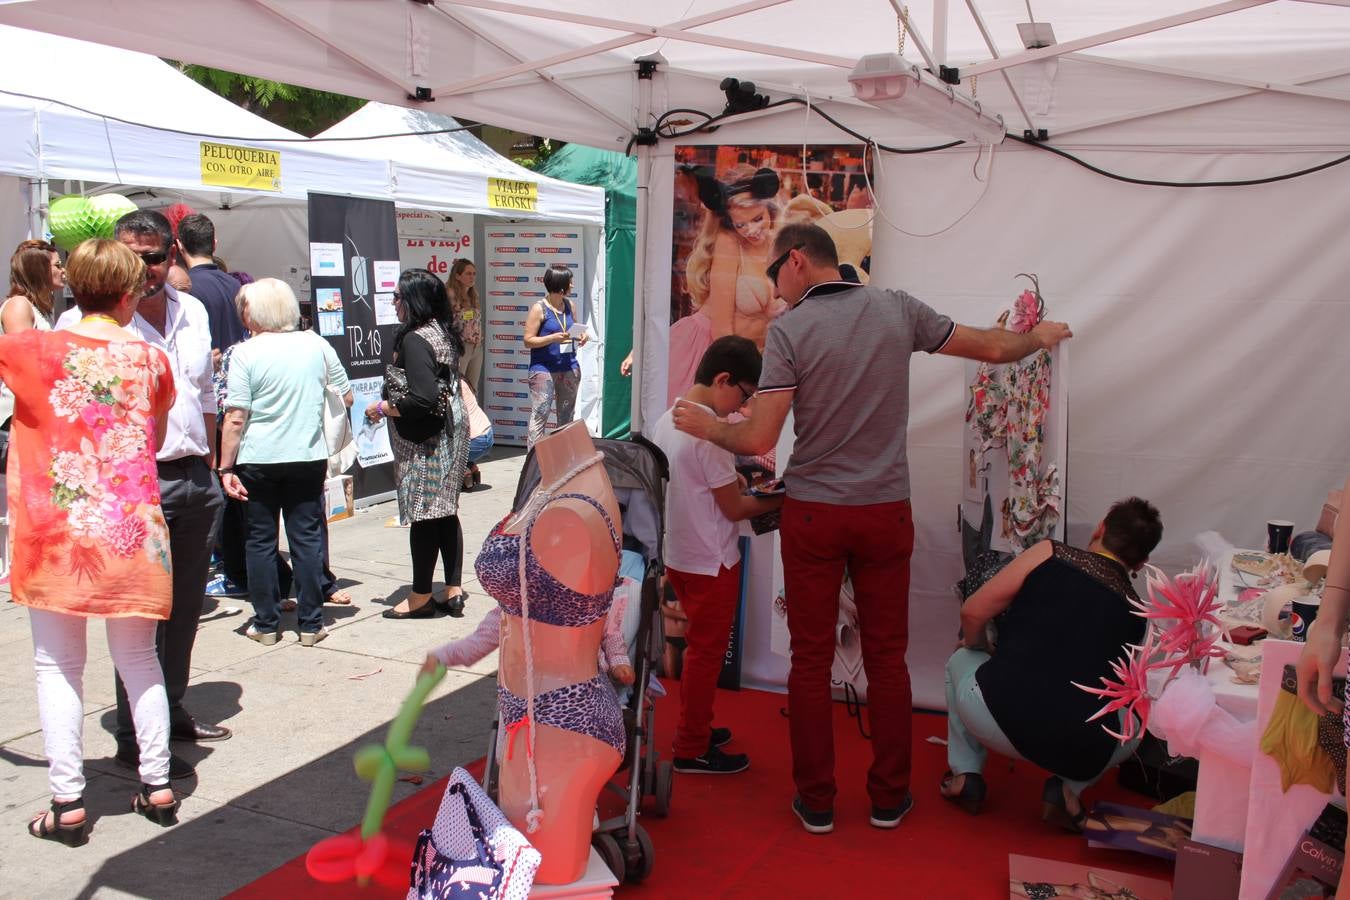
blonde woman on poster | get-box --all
[667,165,785,405]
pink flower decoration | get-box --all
[1006,289,1041,334]
[1133,561,1225,675]
[1074,632,1161,744]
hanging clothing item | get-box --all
[964,285,1061,550]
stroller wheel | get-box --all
[622,823,656,883]
[593,832,625,882]
[651,760,673,818]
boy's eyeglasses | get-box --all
[737,383,756,404]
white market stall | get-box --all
[0,26,607,444]
[4,2,1350,712]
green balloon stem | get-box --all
[358,664,446,841]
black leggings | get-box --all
[409,515,463,594]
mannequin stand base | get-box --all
[529,847,618,898]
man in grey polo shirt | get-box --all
[672,222,1071,835]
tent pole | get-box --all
[27,178,47,241]
[629,54,661,437]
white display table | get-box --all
[1146,551,1260,852]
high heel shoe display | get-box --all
[133,783,180,827]
[27,797,88,846]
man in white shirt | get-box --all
[58,210,229,778]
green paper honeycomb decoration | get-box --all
[48,194,140,251]
[48,195,96,251]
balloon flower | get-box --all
[306,664,447,888]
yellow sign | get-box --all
[199,141,282,192]
[488,177,538,212]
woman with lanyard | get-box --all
[522,264,587,449]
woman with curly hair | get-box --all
[667,164,786,405]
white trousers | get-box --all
[29,608,170,798]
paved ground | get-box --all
[0,447,531,899]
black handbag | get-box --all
[384,361,454,424]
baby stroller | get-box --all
[481,435,671,884]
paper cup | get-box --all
[1267,520,1295,555]
[1291,595,1322,642]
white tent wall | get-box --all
[643,122,1350,707]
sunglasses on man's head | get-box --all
[766,243,804,285]
[137,249,170,266]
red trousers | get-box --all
[667,562,741,759]
[780,496,914,811]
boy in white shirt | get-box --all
[649,336,783,774]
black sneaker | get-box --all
[673,745,749,775]
[870,791,914,829]
[791,796,834,834]
[710,727,732,748]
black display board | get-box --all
[307,192,400,502]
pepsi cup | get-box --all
[1291,595,1321,642]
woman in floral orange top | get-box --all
[0,239,181,845]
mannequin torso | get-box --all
[486,421,622,883]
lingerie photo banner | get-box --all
[481,226,587,447]
[307,192,400,501]
[667,143,873,408]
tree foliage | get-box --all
[174,62,365,136]
[512,137,560,171]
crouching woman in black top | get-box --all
[942,498,1163,831]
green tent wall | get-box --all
[537,144,636,439]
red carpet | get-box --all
[233,683,1173,898]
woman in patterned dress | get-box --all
[365,268,470,619]
[1,239,180,844]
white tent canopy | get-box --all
[0,24,603,224]
[313,101,603,222]
[0,24,390,200]
[4,3,1350,705]
[4,1,1350,150]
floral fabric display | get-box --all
[0,330,176,618]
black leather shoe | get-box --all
[382,599,437,619]
[114,748,196,780]
[171,720,232,743]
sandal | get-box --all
[325,589,353,606]
[939,770,987,815]
[132,782,180,827]
[28,797,87,846]
[1040,775,1086,833]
